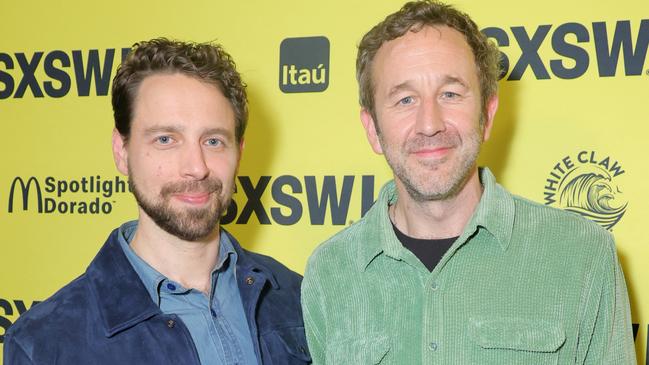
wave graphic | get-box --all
[559,172,627,230]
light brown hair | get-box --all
[357,0,500,123]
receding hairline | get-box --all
[367,24,482,104]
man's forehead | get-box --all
[370,25,475,87]
[375,25,472,67]
[131,73,234,125]
[135,73,224,101]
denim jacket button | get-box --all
[167,319,175,328]
[245,276,255,285]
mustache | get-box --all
[405,132,460,153]
[160,178,223,196]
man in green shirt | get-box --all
[301,1,635,363]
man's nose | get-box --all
[414,98,446,136]
[180,143,209,180]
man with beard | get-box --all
[301,1,635,364]
[4,39,311,365]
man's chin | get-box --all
[399,172,465,202]
[405,186,453,202]
[163,221,220,242]
[150,207,223,242]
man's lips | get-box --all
[411,146,454,157]
[172,192,213,205]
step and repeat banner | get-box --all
[1,0,647,363]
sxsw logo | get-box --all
[0,48,130,99]
[279,36,329,93]
[483,19,649,80]
[222,175,377,226]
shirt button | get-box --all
[429,342,438,351]
[245,276,255,285]
[166,283,176,291]
[431,282,439,290]
[167,319,175,328]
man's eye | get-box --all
[442,91,460,98]
[156,136,172,144]
[206,138,222,146]
[399,96,414,105]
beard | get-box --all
[129,167,230,241]
[381,126,482,202]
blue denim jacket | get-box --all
[3,228,311,365]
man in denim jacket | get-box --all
[4,38,310,365]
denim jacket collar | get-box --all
[86,227,278,338]
[222,229,280,290]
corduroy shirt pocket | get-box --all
[261,326,311,364]
[468,317,566,364]
[325,336,391,364]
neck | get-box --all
[391,168,482,239]
[130,213,220,294]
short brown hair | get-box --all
[356,0,499,123]
[112,38,248,142]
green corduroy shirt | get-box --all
[302,168,635,364]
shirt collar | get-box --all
[222,229,280,290]
[467,167,515,252]
[357,167,514,271]
[88,224,275,338]
[118,221,165,304]
[117,221,240,304]
[217,231,238,273]
[356,179,401,272]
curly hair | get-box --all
[357,0,500,124]
[112,38,248,142]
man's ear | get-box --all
[238,138,245,163]
[360,108,383,155]
[482,95,499,142]
[112,129,129,175]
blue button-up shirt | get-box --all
[118,221,259,365]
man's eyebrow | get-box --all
[203,127,233,137]
[387,81,414,99]
[142,126,233,139]
[386,76,469,99]
[143,125,184,135]
[442,75,469,88]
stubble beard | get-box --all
[381,128,483,202]
[129,167,231,242]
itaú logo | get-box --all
[7,175,129,214]
[278,36,330,93]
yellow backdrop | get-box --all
[1,0,647,363]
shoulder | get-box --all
[306,180,394,275]
[6,274,91,348]
[510,193,615,253]
[311,218,365,259]
[242,249,303,289]
[223,228,303,289]
[513,194,612,237]
[304,216,373,281]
